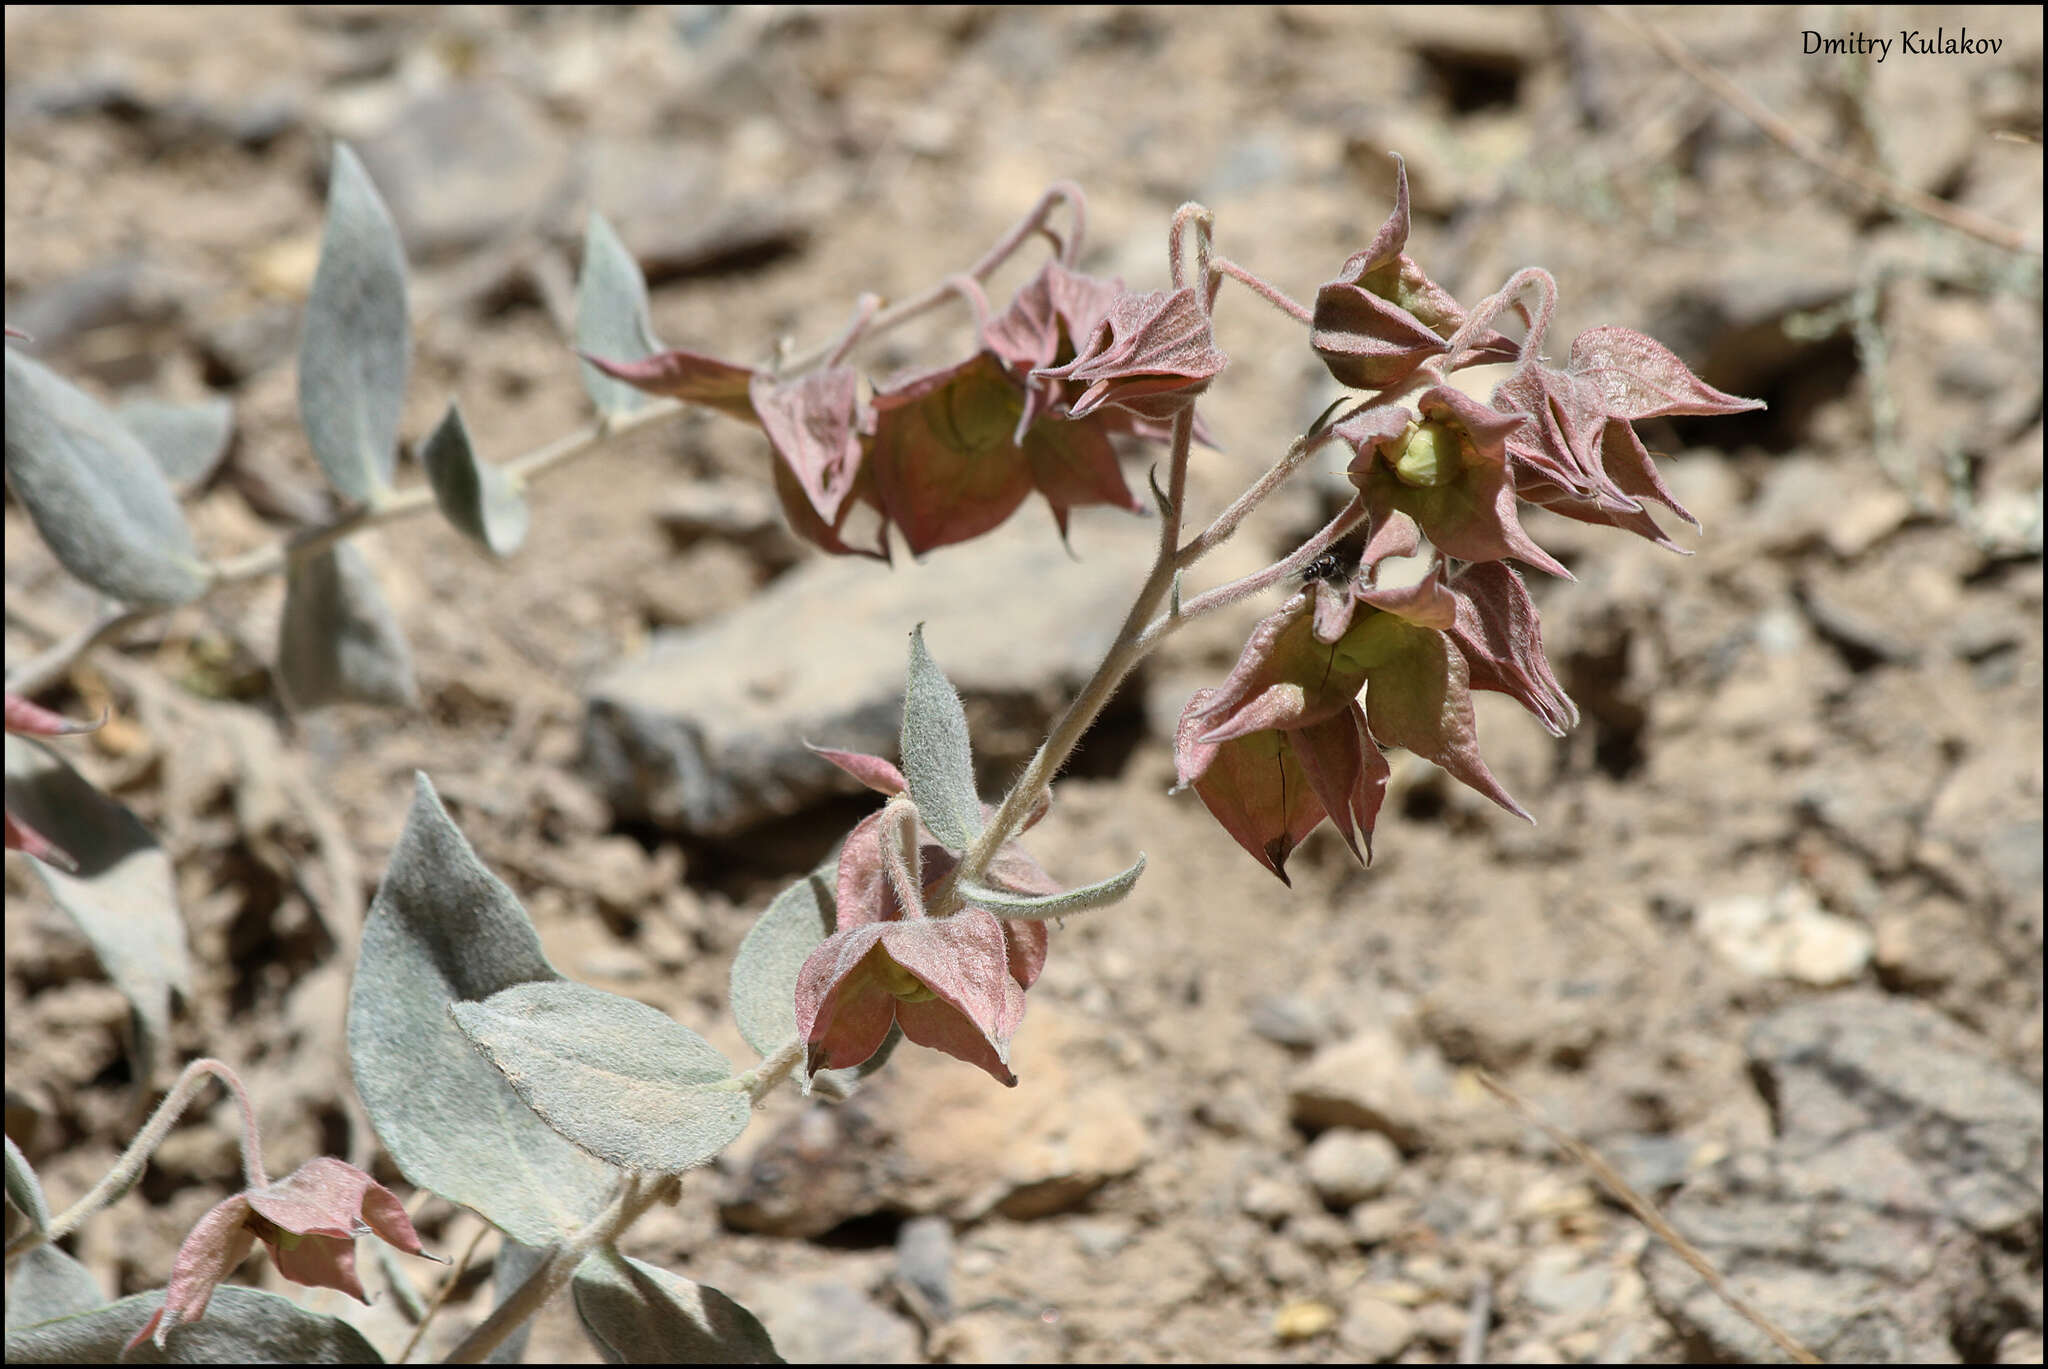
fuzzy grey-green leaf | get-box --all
[421,401,529,556]
[3,1245,104,1335]
[347,773,614,1247]
[117,396,234,493]
[5,1135,50,1232]
[3,734,189,1084]
[3,349,208,605]
[4,1287,380,1364]
[452,980,750,1174]
[573,1249,781,1364]
[299,143,410,504]
[899,625,981,850]
[276,541,418,711]
[576,212,660,417]
[729,864,835,1059]
[961,852,1146,921]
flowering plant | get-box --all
[4,144,1755,1363]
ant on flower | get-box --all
[1298,551,1350,586]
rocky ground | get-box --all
[5,6,2042,1364]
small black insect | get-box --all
[1299,552,1348,586]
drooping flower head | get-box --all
[127,1157,429,1352]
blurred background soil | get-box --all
[5,6,2042,1363]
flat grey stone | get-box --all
[1643,992,2043,1362]
[583,506,1155,837]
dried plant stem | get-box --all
[1475,1069,1822,1365]
[1605,7,2037,256]
[393,1220,491,1364]
[8,1058,264,1263]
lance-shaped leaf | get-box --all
[5,1246,105,1336]
[580,348,759,425]
[899,626,981,851]
[3,734,189,1083]
[4,1287,381,1365]
[730,860,836,1059]
[347,774,615,1247]
[276,541,418,712]
[4,349,208,605]
[576,212,662,417]
[5,1134,50,1232]
[117,396,235,494]
[1449,561,1578,736]
[573,1248,781,1365]
[807,744,908,797]
[420,402,529,557]
[299,143,410,505]
[452,981,751,1175]
[958,851,1146,921]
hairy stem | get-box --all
[778,181,1085,376]
[1150,496,1369,642]
[954,406,1197,886]
[442,1170,667,1365]
[9,1058,264,1262]
[1211,257,1313,324]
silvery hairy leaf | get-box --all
[729,856,835,1059]
[959,851,1147,921]
[899,625,981,851]
[276,541,418,711]
[3,734,189,1084]
[116,396,235,494]
[727,851,890,1098]
[575,212,660,417]
[299,143,410,505]
[3,348,208,605]
[4,1287,380,1364]
[573,1249,781,1365]
[4,1246,105,1335]
[5,1134,50,1232]
[451,981,750,1175]
[420,401,529,557]
[347,774,614,1247]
